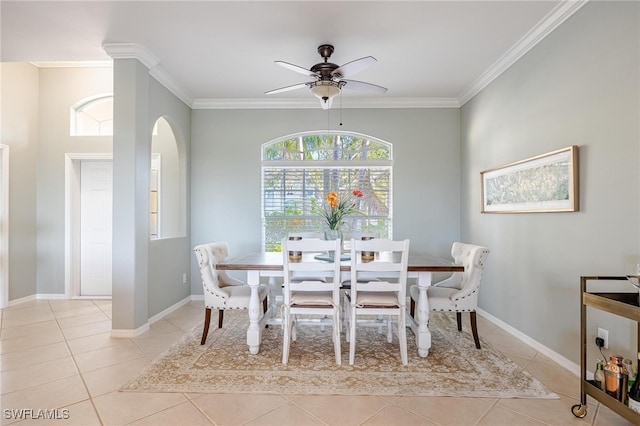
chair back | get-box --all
[282,238,342,307]
[449,242,490,305]
[349,239,410,306]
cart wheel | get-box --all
[571,404,587,418]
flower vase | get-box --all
[324,229,343,257]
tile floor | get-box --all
[0,299,635,426]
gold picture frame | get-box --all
[481,146,579,213]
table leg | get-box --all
[246,270,262,354]
[416,271,432,357]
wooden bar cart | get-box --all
[571,276,640,423]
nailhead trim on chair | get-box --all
[452,288,477,302]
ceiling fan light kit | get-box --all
[265,44,387,109]
[309,80,343,105]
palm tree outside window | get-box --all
[261,132,393,252]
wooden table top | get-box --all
[216,251,463,273]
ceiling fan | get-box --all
[265,44,388,109]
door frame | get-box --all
[0,145,9,308]
[65,153,112,299]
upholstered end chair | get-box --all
[194,242,267,345]
[409,242,490,349]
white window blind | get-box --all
[261,133,392,252]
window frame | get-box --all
[261,131,393,252]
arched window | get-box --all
[70,94,113,136]
[261,132,393,252]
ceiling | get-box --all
[1,1,587,109]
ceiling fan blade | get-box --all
[341,79,388,94]
[275,61,319,78]
[265,83,309,95]
[332,56,377,79]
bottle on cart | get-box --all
[629,352,640,413]
[604,354,629,403]
[594,359,605,390]
[625,358,636,391]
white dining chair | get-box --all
[409,242,490,349]
[194,242,268,345]
[282,237,342,365]
[345,238,410,365]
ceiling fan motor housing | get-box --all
[311,44,340,80]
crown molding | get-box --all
[192,97,460,110]
[457,0,589,106]
[102,42,192,107]
[102,43,159,69]
[148,66,193,107]
[30,61,112,68]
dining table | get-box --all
[215,250,463,357]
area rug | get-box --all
[122,310,558,398]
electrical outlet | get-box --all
[182,273,187,285]
[598,327,609,349]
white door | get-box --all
[80,161,112,296]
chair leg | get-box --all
[470,311,481,349]
[333,307,342,365]
[201,308,212,345]
[344,298,351,342]
[399,310,408,365]
[263,298,269,329]
[349,306,357,365]
[218,309,224,328]
[282,307,291,364]
[456,312,462,331]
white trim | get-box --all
[36,293,67,300]
[30,61,113,69]
[149,66,193,107]
[64,153,113,299]
[148,295,193,324]
[111,323,150,339]
[6,293,68,307]
[102,43,193,107]
[7,294,37,307]
[112,295,195,337]
[458,0,589,105]
[192,97,460,110]
[477,307,580,377]
[0,145,9,308]
[102,43,159,70]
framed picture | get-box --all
[481,146,579,213]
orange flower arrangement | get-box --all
[316,189,363,230]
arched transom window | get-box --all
[261,132,393,252]
[70,94,113,136]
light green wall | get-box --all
[147,76,191,318]
[460,1,640,365]
[190,108,461,294]
[0,63,39,301]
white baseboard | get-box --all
[111,323,150,339]
[148,295,194,324]
[113,295,196,337]
[477,307,580,377]
[8,294,37,306]
[7,293,68,306]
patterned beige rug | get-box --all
[122,310,558,398]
